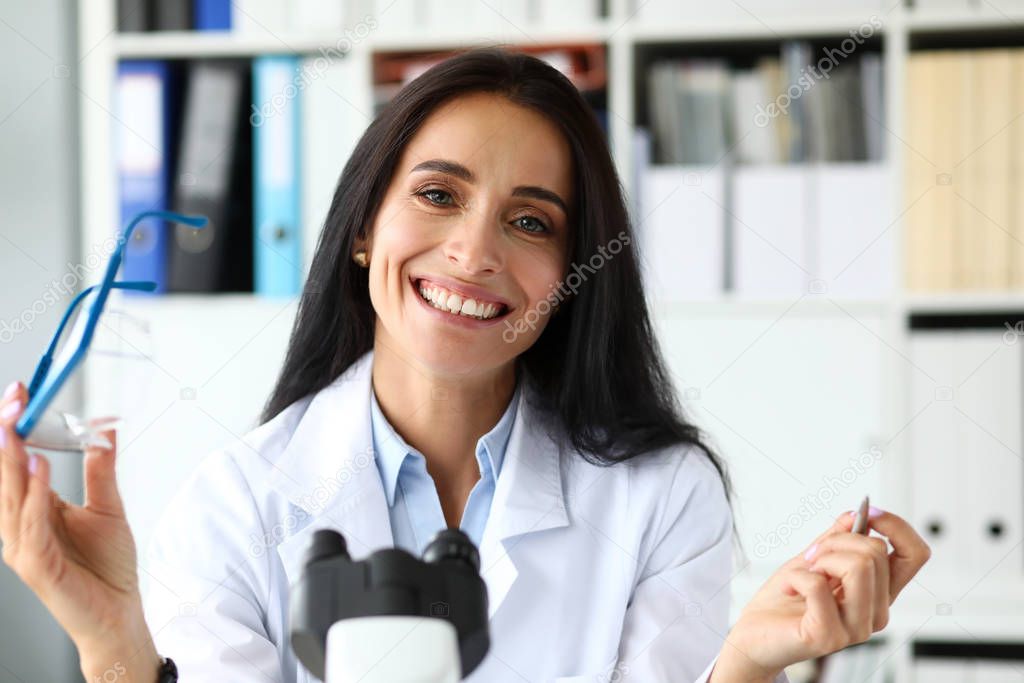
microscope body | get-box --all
[325,615,460,683]
[289,528,490,683]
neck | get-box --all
[371,340,516,489]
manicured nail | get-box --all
[28,453,38,475]
[3,382,18,400]
[804,544,818,561]
[868,505,884,518]
[1,401,22,419]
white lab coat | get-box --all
[141,352,770,682]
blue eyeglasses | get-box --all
[15,210,207,451]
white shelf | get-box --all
[627,14,888,43]
[114,24,614,59]
[905,292,1024,313]
[366,24,613,51]
[906,7,1024,32]
[651,296,894,318]
[114,30,351,58]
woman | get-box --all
[0,49,929,682]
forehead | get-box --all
[398,92,573,200]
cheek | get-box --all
[514,250,565,305]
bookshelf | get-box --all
[76,1,1024,680]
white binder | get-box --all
[909,329,1024,591]
[908,331,963,585]
[973,660,1024,682]
[914,658,970,683]
[813,162,894,299]
[732,165,810,298]
[638,165,725,301]
[957,331,1023,587]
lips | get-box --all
[413,278,509,321]
[413,277,511,321]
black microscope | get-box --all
[289,528,490,682]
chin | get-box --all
[409,341,513,380]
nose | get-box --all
[442,208,504,276]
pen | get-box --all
[851,495,871,535]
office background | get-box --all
[2,0,1024,680]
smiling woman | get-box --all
[0,47,930,683]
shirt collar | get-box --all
[370,384,520,507]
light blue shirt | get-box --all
[370,387,519,556]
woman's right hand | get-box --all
[0,382,161,681]
[711,507,931,682]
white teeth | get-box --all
[416,282,503,320]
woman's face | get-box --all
[364,92,573,379]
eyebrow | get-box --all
[409,158,570,216]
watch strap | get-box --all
[156,656,178,682]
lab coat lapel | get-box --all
[266,353,573,620]
[478,389,570,619]
[267,352,394,587]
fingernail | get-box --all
[0,428,6,448]
[3,382,18,400]
[804,543,818,561]
[28,453,38,475]
[868,505,884,518]
[1,400,22,419]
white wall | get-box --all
[0,0,84,679]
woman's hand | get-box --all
[711,507,931,682]
[0,382,161,681]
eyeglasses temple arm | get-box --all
[108,210,207,288]
[25,280,158,398]
[16,211,203,441]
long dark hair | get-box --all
[262,48,730,498]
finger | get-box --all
[0,400,29,548]
[793,511,858,565]
[19,452,56,592]
[859,509,932,601]
[784,568,845,652]
[808,550,876,642]
[1,381,27,412]
[812,534,890,630]
[83,429,124,516]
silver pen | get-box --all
[851,495,871,535]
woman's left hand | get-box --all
[711,508,931,682]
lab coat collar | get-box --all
[266,351,569,618]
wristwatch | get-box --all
[157,656,177,682]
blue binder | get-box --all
[194,0,231,30]
[253,56,302,297]
[116,60,171,294]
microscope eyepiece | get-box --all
[306,529,349,565]
[423,528,480,571]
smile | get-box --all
[415,279,509,321]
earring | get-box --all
[353,249,369,267]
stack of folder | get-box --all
[114,53,368,296]
[904,48,1024,292]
